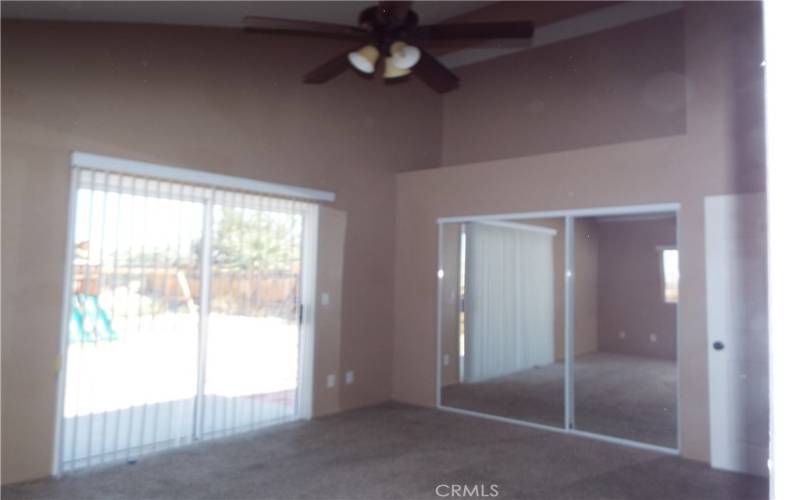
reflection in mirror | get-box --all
[439,219,564,428]
[572,212,678,448]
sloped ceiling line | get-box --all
[442,2,683,68]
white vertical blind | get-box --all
[462,222,556,383]
[60,166,312,472]
[201,190,306,437]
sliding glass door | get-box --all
[60,167,312,472]
[200,191,304,437]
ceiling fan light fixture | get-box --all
[348,45,380,74]
[383,56,412,79]
[389,41,421,70]
[243,3,534,93]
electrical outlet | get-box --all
[443,354,450,366]
[345,370,355,385]
[326,374,336,388]
[618,330,627,340]
[321,292,330,306]
[649,333,658,343]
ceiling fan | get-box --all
[243,1,534,93]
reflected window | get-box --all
[660,248,679,303]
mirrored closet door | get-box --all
[439,220,563,428]
[571,213,678,448]
[437,206,679,451]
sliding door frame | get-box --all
[435,202,681,456]
[53,152,330,476]
[564,216,575,431]
[193,194,215,441]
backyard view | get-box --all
[62,174,305,470]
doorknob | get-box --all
[713,341,725,351]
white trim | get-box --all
[474,220,557,236]
[564,216,575,430]
[568,428,679,455]
[595,213,676,223]
[437,406,679,456]
[439,405,566,434]
[435,224,444,408]
[52,165,80,477]
[675,208,682,455]
[442,2,683,69]
[437,203,680,224]
[71,151,335,203]
[297,205,319,419]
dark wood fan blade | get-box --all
[412,48,459,93]
[379,1,412,22]
[303,50,354,84]
[244,16,368,41]
[411,21,534,40]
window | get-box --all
[58,153,326,473]
[660,247,679,303]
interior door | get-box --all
[705,193,769,476]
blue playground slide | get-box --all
[69,294,119,343]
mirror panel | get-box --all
[572,213,678,447]
[439,218,564,429]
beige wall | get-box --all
[441,9,686,165]
[312,207,347,417]
[1,21,441,483]
[393,2,765,463]
[595,217,678,360]
[574,218,599,357]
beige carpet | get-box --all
[442,352,677,447]
[3,402,763,500]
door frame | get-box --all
[435,202,681,456]
[52,152,330,475]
